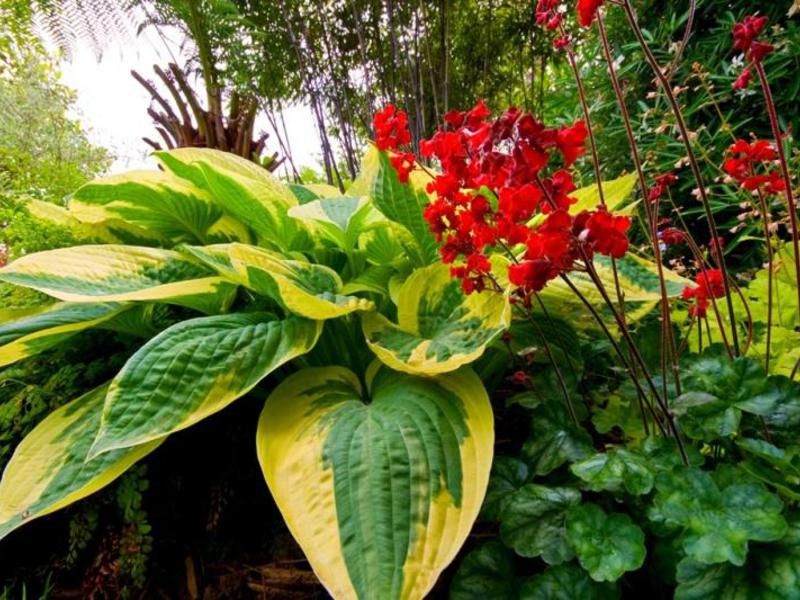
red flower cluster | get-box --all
[682,269,725,318]
[577,0,604,28]
[413,101,631,298]
[535,0,562,30]
[648,172,679,202]
[723,139,786,196]
[731,16,774,90]
[373,104,416,183]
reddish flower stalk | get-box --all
[620,0,741,356]
[595,11,683,395]
[754,62,800,326]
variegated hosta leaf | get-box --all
[257,363,494,600]
[155,148,301,250]
[363,262,511,375]
[351,146,438,266]
[0,302,128,367]
[0,244,237,314]
[70,170,249,245]
[0,385,162,540]
[569,173,639,215]
[88,312,322,457]
[228,243,375,319]
[288,182,343,204]
[538,253,691,328]
[288,196,384,249]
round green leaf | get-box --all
[520,563,619,600]
[570,449,654,496]
[648,467,788,566]
[449,541,517,600]
[500,484,581,565]
[565,503,646,582]
[481,456,529,520]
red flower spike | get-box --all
[577,0,604,28]
[373,104,411,151]
[682,269,725,318]
[732,16,769,52]
[733,67,752,90]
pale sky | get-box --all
[56,28,323,177]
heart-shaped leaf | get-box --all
[570,449,655,496]
[89,312,321,456]
[481,456,529,520]
[449,541,517,600]
[257,363,494,599]
[565,503,646,582]
[363,262,510,375]
[0,385,162,540]
[674,513,800,599]
[500,484,581,565]
[520,563,619,599]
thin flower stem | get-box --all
[560,273,669,437]
[755,188,775,372]
[596,12,682,395]
[755,62,800,323]
[620,0,740,357]
[579,259,690,464]
[664,0,696,82]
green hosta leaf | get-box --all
[537,253,691,327]
[88,313,321,456]
[500,484,581,565]
[155,148,300,250]
[570,449,654,496]
[522,402,593,476]
[341,265,395,297]
[369,147,438,265]
[0,302,128,367]
[287,182,342,204]
[648,467,788,566]
[363,262,510,375]
[360,226,411,267]
[449,541,517,600]
[675,513,800,600]
[565,503,646,582]
[0,244,237,314]
[481,456,529,520]
[288,196,384,249]
[70,170,248,244]
[228,243,375,319]
[569,173,638,215]
[520,563,619,600]
[0,385,162,540]
[257,363,494,600]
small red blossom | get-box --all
[733,67,752,90]
[749,41,774,63]
[732,16,769,52]
[682,269,725,318]
[511,370,529,385]
[723,139,784,196]
[373,104,411,151]
[658,227,687,246]
[649,172,679,201]
[577,0,604,28]
[557,120,588,167]
[536,0,561,29]
[579,208,632,259]
[390,152,415,184]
